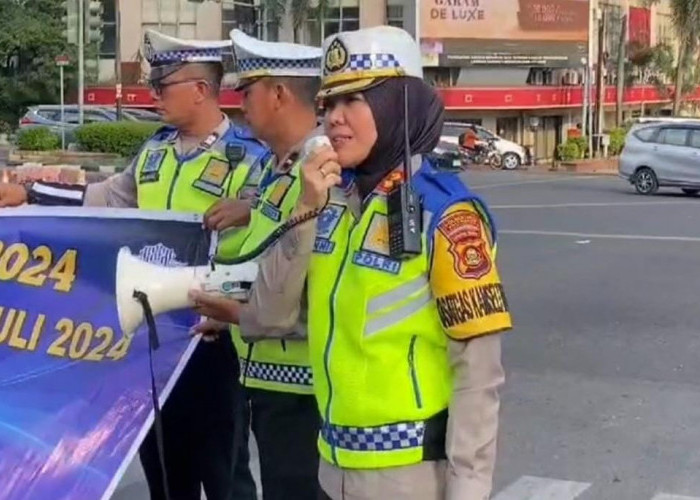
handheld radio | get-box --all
[387,84,423,259]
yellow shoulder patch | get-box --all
[430,202,512,340]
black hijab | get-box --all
[354,76,444,199]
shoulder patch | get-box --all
[373,171,404,195]
[437,210,491,280]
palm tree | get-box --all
[646,0,700,114]
[669,0,700,113]
[260,0,332,43]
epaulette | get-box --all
[232,124,267,146]
[150,124,179,142]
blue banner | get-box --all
[0,207,213,500]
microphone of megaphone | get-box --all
[115,247,259,336]
[300,135,331,160]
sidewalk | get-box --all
[527,157,620,176]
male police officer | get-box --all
[191,30,324,500]
[0,30,264,500]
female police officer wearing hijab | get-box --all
[191,25,513,500]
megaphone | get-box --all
[115,246,259,336]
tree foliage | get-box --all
[0,0,75,126]
[644,0,700,113]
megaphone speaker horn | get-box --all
[115,247,259,337]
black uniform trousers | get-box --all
[247,387,323,500]
[140,334,257,500]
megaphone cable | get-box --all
[210,201,328,266]
[133,290,172,500]
[212,135,333,266]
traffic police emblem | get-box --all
[139,149,166,184]
[324,37,349,74]
[314,203,346,254]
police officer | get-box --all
[195,25,513,500]
[191,30,325,500]
[0,30,264,500]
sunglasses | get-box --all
[149,78,209,97]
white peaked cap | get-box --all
[230,29,322,89]
[319,25,423,98]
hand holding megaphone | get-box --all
[298,135,342,212]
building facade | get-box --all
[87,0,699,161]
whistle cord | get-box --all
[133,290,172,500]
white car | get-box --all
[441,122,528,170]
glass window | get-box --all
[307,3,360,46]
[476,127,495,141]
[633,126,657,142]
[99,0,116,58]
[387,5,404,28]
[142,0,160,24]
[179,0,197,24]
[689,129,700,149]
[38,110,61,121]
[659,128,689,147]
[178,23,196,39]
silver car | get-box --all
[619,121,700,195]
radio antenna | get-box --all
[403,83,413,184]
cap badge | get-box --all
[324,37,349,74]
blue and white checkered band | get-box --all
[150,48,222,65]
[347,53,400,71]
[237,57,322,73]
[321,420,425,452]
[241,358,313,386]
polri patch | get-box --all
[138,149,166,184]
[192,157,231,197]
[437,210,491,280]
[352,212,401,274]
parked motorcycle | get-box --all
[463,138,503,169]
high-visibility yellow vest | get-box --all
[230,156,313,395]
[134,124,268,257]
[306,161,498,469]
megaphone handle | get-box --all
[132,291,172,500]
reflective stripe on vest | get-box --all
[230,156,313,395]
[307,169,493,469]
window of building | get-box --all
[221,0,278,41]
[142,0,197,40]
[656,13,673,47]
[99,0,116,59]
[386,4,404,28]
[306,1,360,46]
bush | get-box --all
[570,136,588,159]
[608,127,627,156]
[17,127,60,151]
[557,140,581,161]
[75,121,162,157]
